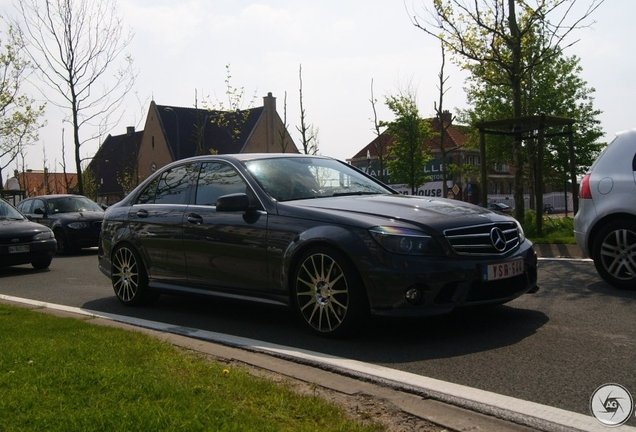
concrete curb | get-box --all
[534,244,585,259]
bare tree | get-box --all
[297,64,318,155]
[277,91,290,152]
[433,44,456,199]
[12,0,136,195]
[369,79,389,182]
[410,0,604,220]
[203,64,257,151]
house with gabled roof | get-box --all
[89,92,297,205]
[348,111,484,203]
[88,126,143,206]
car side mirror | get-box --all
[215,193,252,212]
[34,208,45,215]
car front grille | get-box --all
[444,222,520,255]
[0,236,32,246]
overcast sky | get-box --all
[7,0,635,173]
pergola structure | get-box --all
[475,114,576,233]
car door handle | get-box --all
[187,213,203,225]
[136,209,149,218]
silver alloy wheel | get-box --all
[599,228,636,281]
[295,252,350,334]
[112,246,140,303]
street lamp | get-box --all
[164,107,180,160]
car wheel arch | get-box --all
[283,232,371,304]
[588,212,636,254]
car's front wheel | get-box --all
[292,246,368,337]
[592,220,636,290]
[54,229,71,255]
[111,244,159,305]
[31,256,52,269]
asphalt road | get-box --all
[1,251,635,426]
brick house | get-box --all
[348,111,484,204]
[3,169,78,202]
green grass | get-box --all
[523,211,575,244]
[0,303,382,432]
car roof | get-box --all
[24,194,87,200]
[178,153,334,164]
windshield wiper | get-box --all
[332,191,380,197]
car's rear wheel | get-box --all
[292,246,368,337]
[111,244,158,305]
[592,220,636,290]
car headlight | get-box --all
[514,219,526,243]
[33,230,54,240]
[67,221,90,229]
[369,226,443,255]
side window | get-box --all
[18,200,32,213]
[32,199,46,214]
[137,164,195,205]
[136,178,160,204]
[194,162,247,206]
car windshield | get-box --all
[0,199,25,220]
[245,157,393,201]
[48,196,103,213]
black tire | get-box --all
[31,256,52,269]
[292,246,368,337]
[54,229,70,255]
[592,220,636,290]
[111,244,159,305]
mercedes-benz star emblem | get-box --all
[490,227,507,252]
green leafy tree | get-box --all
[458,29,603,206]
[384,92,433,194]
[411,0,604,220]
[0,25,44,189]
[81,167,98,201]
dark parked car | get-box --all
[98,154,538,337]
[487,202,513,214]
[17,194,104,254]
[0,198,57,269]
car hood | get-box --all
[281,194,513,232]
[0,218,52,237]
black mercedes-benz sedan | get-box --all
[98,154,538,337]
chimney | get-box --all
[126,126,135,136]
[441,110,453,125]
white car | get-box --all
[574,129,636,289]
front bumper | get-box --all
[363,241,538,317]
[1,238,57,267]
